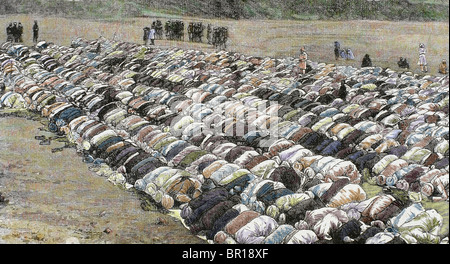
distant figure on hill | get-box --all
[361,54,372,67]
[439,59,448,74]
[418,43,428,73]
[397,57,410,69]
[334,41,340,60]
[298,46,307,74]
[32,20,39,43]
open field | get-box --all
[0,14,448,75]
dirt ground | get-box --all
[0,14,448,75]
[0,110,205,244]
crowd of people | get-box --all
[164,20,185,41]
[141,20,229,50]
[5,20,39,44]
[1,37,448,245]
[210,26,229,50]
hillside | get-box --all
[0,0,448,21]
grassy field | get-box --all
[0,14,448,75]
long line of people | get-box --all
[0,37,448,244]
[0,41,446,204]
[5,45,448,197]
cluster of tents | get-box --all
[0,37,448,244]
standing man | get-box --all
[143,27,149,45]
[17,22,23,42]
[148,27,156,45]
[418,43,428,73]
[95,42,101,54]
[298,46,308,75]
[207,24,212,44]
[6,23,13,42]
[188,22,194,42]
[155,20,163,39]
[32,20,39,43]
[12,22,18,42]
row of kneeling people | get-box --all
[1,41,448,205]
[27,38,448,200]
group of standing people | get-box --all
[142,21,229,50]
[6,22,23,43]
[210,26,229,50]
[5,20,39,43]
[188,22,204,43]
[151,20,164,39]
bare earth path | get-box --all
[0,111,205,244]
